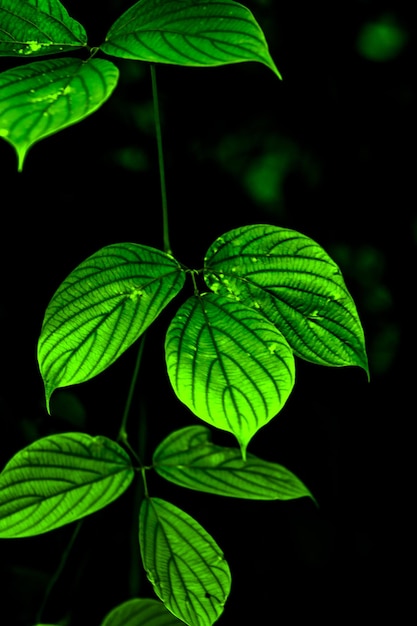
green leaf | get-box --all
[165,293,295,457]
[204,224,369,376]
[140,497,231,626]
[0,432,134,538]
[38,243,185,411]
[101,598,184,626]
[153,425,314,502]
[0,57,119,171]
[0,0,87,57]
[101,0,280,77]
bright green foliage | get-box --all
[101,598,184,626]
[204,224,369,376]
[153,425,314,501]
[38,243,185,411]
[0,0,87,57]
[102,0,280,77]
[0,57,119,171]
[0,433,134,538]
[165,293,295,457]
[140,497,231,626]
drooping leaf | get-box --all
[153,425,314,502]
[38,243,185,411]
[140,497,231,626]
[0,432,134,538]
[0,57,119,171]
[0,0,87,57]
[165,293,295,458]
[101,598,184,626]
[101,0,280,77]
[204,224,369,375]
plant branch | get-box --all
[118,334,147,444]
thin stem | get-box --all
[151,63,172,256]
[118,334,147,444]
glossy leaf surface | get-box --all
[101,598,184,626]
[102,0,280,77]
[153,425,314,501]
[140,497,231,626]
[0,433,134,538]
[38,243,185,411]
[165,293,295,457]
[204,224,369,374]
[0,0,87,57]
[0,57,119,170]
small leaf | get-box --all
[101,0,280,77]
[140,497,231,626]
[0,0,87,57]
[101,597,184,626]
[0,432,134,538]
[0,57,119,171]
[153,425,314,502]
[165,293,295,457]
[204,224,369,375]
[38,243,185,411]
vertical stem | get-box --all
[150,63,172,256]
[118,334,146,444]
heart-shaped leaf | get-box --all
[0,432,134,538]
[204,224,369,375]
[38,243,185,411]
[0,0,87,57]
[0,57,119,171]
[153,425,314,501]
[140,497,231,626]
[101,598,184,626]
[101,0,280,77]
[165,293,295,457]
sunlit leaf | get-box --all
[101,597,184,626]
[0,0,87,57]
[0,433,134,538]
[101,0,280,77]
[38,243,185,411]
[140,497,231,626]
[165,293,295,457]
[0,57,119,171]
[204,224,369,375]
[153,425,314,502]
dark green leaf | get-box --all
[140,497,231,626]
[38,243,185,411]
[0,433,134,538]
[101,0,280,76]
[101,598,184,626]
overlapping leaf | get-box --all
[153,425,314,501]
[140,497,231,626]
[0,432,134,538]
[204,224,369,375]
[101,598,184,626]
[0,0,87,57]
[165,293,295,457]
[0,57,119,171]
[38,243,185,411]
[101,0,280,76]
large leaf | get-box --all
[101,0,280,77]
[204,224,369,375]
[0,57,119,171]
[101,598,184,626]
[140,497,231,626]
[153,425,314,501]
[0,432,134,538]
[165,293,295,457]
[38,243,185,411]
[0,0,87,57]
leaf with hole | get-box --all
[204,224,369,375]
[38,243,185,411]
[101,597,184,626]
[140,497,231,626]
[165,293,295,458]
[0,432,134,538]
[101,0,280,77]
[0,57,119,170]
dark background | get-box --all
[0,0,413,623]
